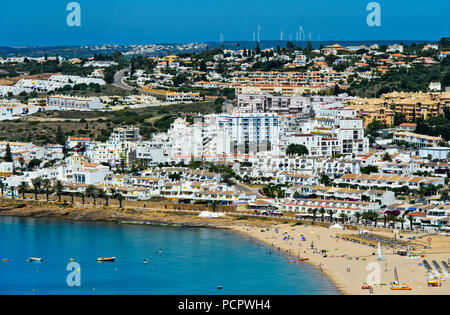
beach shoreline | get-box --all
[1,199,449,295]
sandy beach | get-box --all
[1,199,449,295]
[232,223,450,295]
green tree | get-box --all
[308,208,318,222]
[31,177,42,200]
[85,185,98,205]
[407,215,414,230]
[3,144,12,162]
[319,174,332,186]
[8,186,15,200]
[286,144,309,156]
[383,153,393,162]
[54,180,64,202]
[18,182,29,199]
[355,212,362,225]
[319,208,326,222]
[327,209,337,223]
[56,126,65,146]
[42,179,52,202]
[361,165,379,174]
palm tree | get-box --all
[373,213,380,228]
[382,215,388,228]
[77,191,85,205]
[362,212,371,226]
[319,208,326,222]
[31,177,42,201]
[85,185,98,205]
[440,190,450,202]
[327,209,337,223]
[53,180,64,203]
[18,157,25,173]
[210,200,218,213]
[397,217,405,230]
[113,190,124,208]
[407,215,414,231]
[8,185,15,200]
[103,190,109,207]
[0,181,4,197]
[355,212,362,225]
[308,209,318,222]
[339,213,348,224]
[42,179,52,202]
[387,214,397,229]
[18,182,29,199]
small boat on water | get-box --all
[27,257,43,262]
[97,257,116,262]
[217,286,223,290]
[299,258,309,262]
[2,259,8,262]
[288,260,296,263]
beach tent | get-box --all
[330,224,345,230]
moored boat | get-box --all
[97,257,116,262]
[27,257,43,262]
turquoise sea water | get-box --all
[0,216,340,295]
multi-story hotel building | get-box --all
[235,93,311,115]
[235,84,326,96]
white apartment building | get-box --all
[86,142,136,168]
[48,75,106,86]
[419,147,450,160]
[69,154,112,186]
[110,127,142,143]
[15,79,66,93]
[208,113,281,153]
[166,118,232,160]
[235,93,311,116]
[336,173,445,190]
[394,132,443,148]
[47,95,104,111]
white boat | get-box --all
[28,257,43,262]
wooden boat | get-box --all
[2,259,8,262]
[97,257,116,262]
[299,258,309,262]
[27,257,43,262]
[288,260,296,263]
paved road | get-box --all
[231,179,263,198]
[113,68,133,90]
[113,68,152,95]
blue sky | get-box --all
[0,0,449,46]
